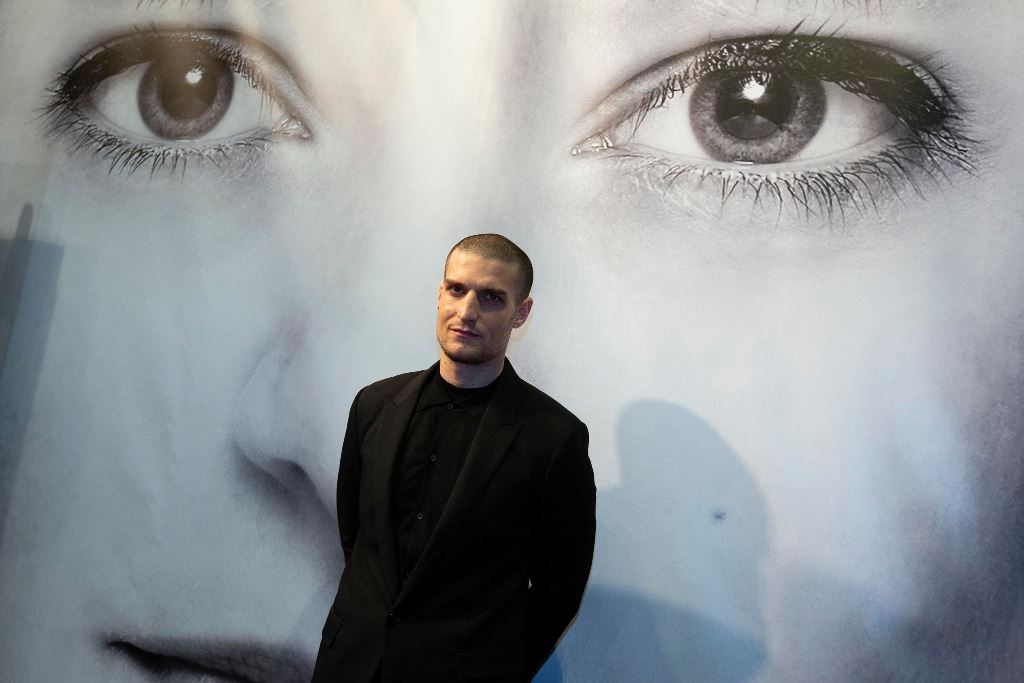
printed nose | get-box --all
[231,319,347,521]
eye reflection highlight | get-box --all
[43,29,312,177]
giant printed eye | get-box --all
[573,33,975,217]
[44,29,311,175]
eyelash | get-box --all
[575,26,979,221]
[41,28,305,177]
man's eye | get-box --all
[43,29,311,176]
[572,31,977,221]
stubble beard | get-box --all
[439,334,492,366]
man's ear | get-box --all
[512,297,533,328]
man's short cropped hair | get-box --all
[445,234,533,302]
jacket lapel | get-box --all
[369,364,435,602]
[395,361,523,604]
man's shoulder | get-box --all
[362,369,422,394]
[513,371,585,431]
[353,369,424,408]
[512,374,590,472]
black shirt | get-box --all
[392,367,498,581]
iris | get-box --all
[137,49,234,139]
[691,70,825,163]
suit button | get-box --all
[387,611,400,624]
[446,403,454,410]
[429,454,438,463]
[416,512,424,520]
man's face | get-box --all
[436,249,531,368]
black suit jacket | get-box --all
[312,361,596,682]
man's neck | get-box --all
[439,355,505,388]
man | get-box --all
[312,234,596,682]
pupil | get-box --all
[158,59,219,121]
[715,72,795,141]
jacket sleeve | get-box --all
[337,389,364,565]
[525,420,596,679]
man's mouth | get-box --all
[450,327,479,338]
[107,637,311,682]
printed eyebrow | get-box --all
[130,0,279,9]
[733,0,946,19]
[621,0,946,24]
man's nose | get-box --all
[457,292,480,322]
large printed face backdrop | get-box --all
[2,1,1023,681]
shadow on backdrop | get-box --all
[537,400,768,682]
[0,203,63,541]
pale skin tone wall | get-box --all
[0,1,1022,681]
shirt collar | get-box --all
[416,366,499,417]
